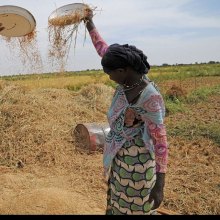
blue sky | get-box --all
[0,0,220,75]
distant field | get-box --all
[1,63,220,90]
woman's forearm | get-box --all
[84,10,109,57]
[84,10,108,57]
[86,20,109,58]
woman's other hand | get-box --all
[149,184,164,210]
[149,173,165,210]
[83,7,94,22]
[124,108,136,127]
[83,7,95,32]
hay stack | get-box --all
[0,82,114,168]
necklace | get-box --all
[123,76,144,92]
[129,87,145,105]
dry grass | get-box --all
[12,74,108,90]
[0,81,113,168]
[164,137,220,215]
[0,79,219,215]
[0,81,112,214]
[0,164,107,215]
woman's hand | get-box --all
[124,108,142,128]
[149,184,164,210]
[149,173,165,210]
[124,108,136,127]
[83,7,94,22]
[0,23,5,32]
[83,8,95,32]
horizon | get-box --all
[1,62,219,78]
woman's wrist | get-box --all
[85,19,95,32]
[155,173,165,189]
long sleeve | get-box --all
[89,28,109,58]
[140,92,168,174]
[148,122,168,173]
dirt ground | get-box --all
[0,164,106,215]
[0,79,219,215]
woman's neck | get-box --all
[123,68,143,87]
[123,76,144,91]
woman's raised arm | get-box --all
[84,9,109,57]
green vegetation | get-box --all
[167,121,220,146]
[165,99,186,115]
[165,84,220,145]
[186,85,220,104]
[165,84,220,113]
[1,63,220,82]
[0,69,104,81]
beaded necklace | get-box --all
[122,76,144,92]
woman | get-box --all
[84,10,168,215]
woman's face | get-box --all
[105,68,127,85]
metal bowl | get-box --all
[48,3,89,26]
[0,5,36,37]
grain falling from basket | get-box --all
[47,5,94,73]
[2,31,43,73]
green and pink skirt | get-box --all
[106,135,157,215]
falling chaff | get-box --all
[47,4,95,73]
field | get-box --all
[0,64,220,215]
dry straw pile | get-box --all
[0,81,114,168]
[0,81,113,214]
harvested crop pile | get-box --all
[0,81,114,167]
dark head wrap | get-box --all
[101,44,150,75]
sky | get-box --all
[0,0,220,76]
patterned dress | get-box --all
[106,135,156,215]
[89,28,168,215]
